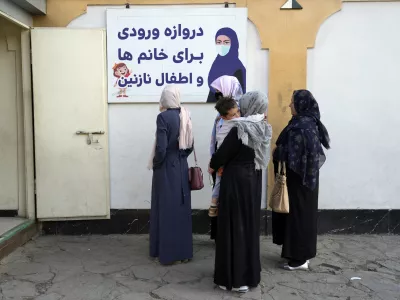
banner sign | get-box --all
[106,8,247,103]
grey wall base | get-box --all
[40,209,400,235]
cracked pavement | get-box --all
[0,235,399,300]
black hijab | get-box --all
[274,90,330,190]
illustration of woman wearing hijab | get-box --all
[207,27,246,103]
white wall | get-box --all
[68,5,269,209]
[0,0,32,26]
[0,18,20,210]
[308,2,400,209]
[0,16,31,216]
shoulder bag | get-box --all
[189,147,204,191]
[268,161,289,213]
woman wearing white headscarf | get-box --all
[210,91,272,292]
[149,85,194,265]
[209,75,243,157]
[211,75,244,102]
[208,75,243,240]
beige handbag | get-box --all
[269,162,289,214]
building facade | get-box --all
[1,0,399,237]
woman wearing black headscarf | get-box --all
[272,90,330,271]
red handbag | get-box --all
[188,147,204,191]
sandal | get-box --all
[208,205,218,217]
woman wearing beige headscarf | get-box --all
[149,85,194,265]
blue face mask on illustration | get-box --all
[216,45,231,57]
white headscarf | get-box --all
[209,76,244,156]
[211,75,243,101]
[148,85,194,170]
[159,84,180,111]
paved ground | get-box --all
[0,235,399,300]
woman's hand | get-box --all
[208,161,214,174]
[217,168,223,177]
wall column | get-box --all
[247,0,342,198]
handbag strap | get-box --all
[192,141,198,166]
[279,161,286,175]
[193,147,198,166]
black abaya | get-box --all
[210,127,261,290]
[210,147,217,241]
[272,165,319,261]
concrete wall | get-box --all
[0,17,20,211]
[68,5,269,209]
[308,2,400,209]
[0,16,33,217]
[0,0,33,26]
[38,1,400,211]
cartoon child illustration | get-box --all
[113,62,132,98]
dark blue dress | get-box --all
[150,108,193,265]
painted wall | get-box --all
[68,5,269,209]
[308,2,400,209]
[10,0,46,14]
[0,17,19,210]
[0,0,33,26]
[0,16,29,216]
[39,1,400,211]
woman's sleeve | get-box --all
[182,147,193,158]
[210,120,217,157]
[153,114,168,169]
[210,127,241,171]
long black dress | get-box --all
[210,127,261,289]
[150,108,193,265]
[272,162,319,261]
[210,142,217,241]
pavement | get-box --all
[0,235,399,300]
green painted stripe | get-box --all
[0,220,35,243]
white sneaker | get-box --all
[219,286,227,291]
[232,286,249,293]
[283,261,309,271]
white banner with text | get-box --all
[106,8,247,103]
